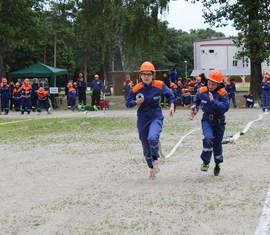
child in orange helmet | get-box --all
[19,78,33,114]
[36,87,51,115]
[191,70,229,176]
[125,61,175,180]
[12,82,22,112]
[67,82,77,111]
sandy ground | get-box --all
[0,107,270,235]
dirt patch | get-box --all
[0,107,269,234]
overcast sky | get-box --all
[161,0,238,37]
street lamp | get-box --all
[184,60,187,79]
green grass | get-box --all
[0,117,136,144]
[236,87,249,92]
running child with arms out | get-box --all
[191,70,229,176]
[125,61,175,180]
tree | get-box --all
[76,0,171,74]
[0,0,41,76]
[192,0,270,98]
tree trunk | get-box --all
[248,2,262,100]
[118,39,126,71]
[43,44,47,64]
[0,46,5,77]
[250,62,262,100]
[83,47,88,83]
[54,34,57,67]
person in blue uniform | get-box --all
[191,70,229,176]
[125,61,175,180]
[243,91,254,108]
[261,73,270,112]
[77,73,87,105]
[12,82,22,112]
[225,78,237,108]
[90,74,104,107]
[19,78,33,115]
[0,78,11,115]
[193,75,204,94]
[67,82,77,111]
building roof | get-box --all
[191,69,250,77]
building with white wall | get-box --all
[192,37,270,86]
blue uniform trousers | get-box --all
[261,92,270,110]
[201,119,225,165]
[21,97,31,113]
[13,98,21,111]
[228,93,236,107]
[37,99,50,112]
[1,95,9,113]
[137,114,163,168]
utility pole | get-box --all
[184,60,187,79]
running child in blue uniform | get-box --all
[191,70,229,176]
[125,61,175,180]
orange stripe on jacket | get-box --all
[152,80,163,90]
[199,86,208,94]
[132,80,163,93]
[217,88,227,96]
[132,82,144,93]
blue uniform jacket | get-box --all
[91,79,104,92]
[193,86,229,123]
[194,82,203,93]
[125,80,174,117]
[261,81,270,93]
[0,85,11,99]
[225,82,236,95]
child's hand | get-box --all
[136,98,144,105]
[208,92,213,101]
[169,104,174,117]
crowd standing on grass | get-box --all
[125,61,175,180]
[0,77,52,115]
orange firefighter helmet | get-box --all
[207,70,223,83]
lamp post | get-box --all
[184,60,187,79]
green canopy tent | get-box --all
[9,62,68,87]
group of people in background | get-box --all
[65,73,104,111]
[0,77,51,115]
[123,69,270,112]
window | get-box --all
[233,60,238,67]
[245,58,249,67]
[209,49,214,53]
